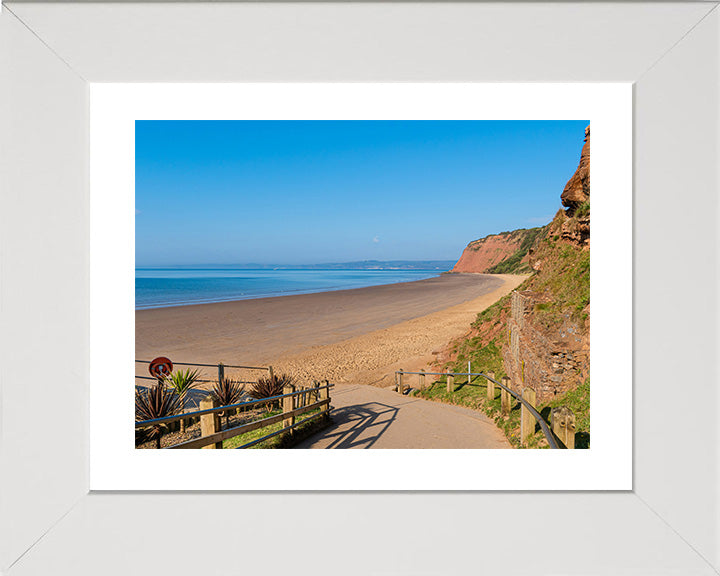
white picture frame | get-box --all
[2,2,718,575]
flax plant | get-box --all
[135,382,184,449]
[250,374,295,412]
[210,377,246,429]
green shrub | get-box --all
[164,368,201,397]
[162,368,202,432]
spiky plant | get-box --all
[135,383,184,449]
[164,368,201,397]
[163,368,202,432]
[210,377,246,429]
[250,374,295,412]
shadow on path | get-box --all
[301,402,399,449]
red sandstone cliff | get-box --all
[452,233,523,273]
[451,228,542,274]
[561,125,590,212]
[452,125,590,275]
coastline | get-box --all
[136,273,527,386]
[135,268,445,310]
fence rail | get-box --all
[136,359,270,371]
[135,383,333,428]
[395,369,560,449]
[169,397,331,449]
[135,358,275,390]
[134,374,258,385]
[136,380,334,449]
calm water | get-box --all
[135,269,443,310]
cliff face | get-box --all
[502,126,590,402]
[502,211,590,404]
[451,228,543,274]
[560,126,590,246]
[431,125,591,446]
[452,127,590,275]
[561,126,590,212]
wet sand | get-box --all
[136,273,526,387]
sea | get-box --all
[135,268,445,310]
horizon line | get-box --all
[136,259,458,269]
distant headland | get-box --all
[137,260,457,271]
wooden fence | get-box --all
[135,359,273,387]
[136,380,334,449]
[395,367,573,449]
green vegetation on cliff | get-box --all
[486,226,545,274]
[531,237,590,327]
[418,209,590,449]
[422,127,591,448]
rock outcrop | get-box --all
[560,211,590,247]
[560,125,590,213]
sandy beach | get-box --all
[136,273,526,387]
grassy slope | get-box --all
[417,211,590,448]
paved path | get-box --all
[296,383,511,449]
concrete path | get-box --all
[295,383,511,449]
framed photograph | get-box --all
[2,2,718,575]
[91,82,630,491]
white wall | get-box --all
[634,7,719,569]
[0,8,89,572]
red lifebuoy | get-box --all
[149,356,173,379]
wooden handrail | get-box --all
[398,370,559,449]
[233,410,330,450]
[167,398,330,449]
[135,383,334,428]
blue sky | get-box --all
[136,120,587,266]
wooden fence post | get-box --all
[318,379,330,421]
[520,387,537,445]
[218,362,225,384]
[180,408,189,434]
[200,396,222,449]
[446,370,455,393]
[501,376,511,415]
[419,369,426,390]
[551,406,576,449]
[398,369,405,394]
[486,371,495,402]
[268,365,275,381]
[282,381,295,432]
